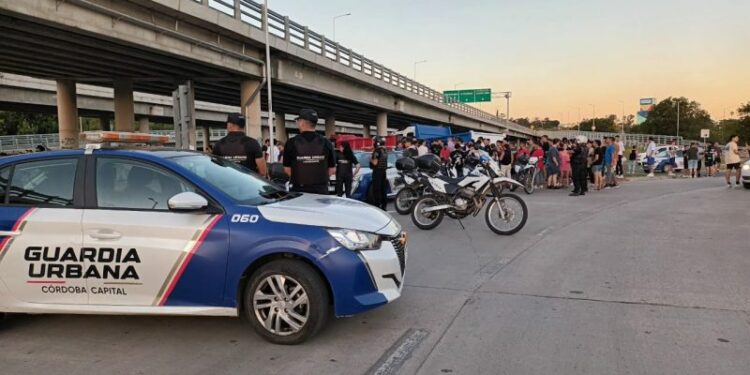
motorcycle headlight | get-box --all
[327,229,382,250]
[743,164,750,171]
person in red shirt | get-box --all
[530,139,545,189]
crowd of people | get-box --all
[394,134,631,196]
[394,133,748,194]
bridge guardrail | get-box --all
[192,0,527,134]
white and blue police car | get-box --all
[0,132,406,344]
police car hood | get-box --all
[258,194,399,235]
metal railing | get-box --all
[538,130,687,146]
[0,134,60,153]
[192,0,527,134]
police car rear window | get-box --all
[8,159,77,207]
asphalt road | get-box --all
[1,177,748,375]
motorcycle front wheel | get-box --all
[411,196,445,230]
[485,193,528,235]
[395,187,418,215]
[523,170,535,194]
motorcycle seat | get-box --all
[437,176,465,185]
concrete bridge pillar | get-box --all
[363,124,371,138]
[325,116,336,137]
[240,79,262,140]
[114,79,134,132]
[274,112,287,142]
[376,112,388,136]
[56,79,79,149]
[138,117,149,133]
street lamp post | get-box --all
[263,0,275,162]
[332,13,351,42]
[676,101,680,140]
[618,100,625,135]
[413,60,427,80]
[589,104,596,133]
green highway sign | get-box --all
[443,88,492,103]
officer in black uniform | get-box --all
[212,112,267,176]
[570,136,589,196]
[282,109,336,194]
[370,137,389,210]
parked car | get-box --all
[329,151,403,200]
[741,160,750,189]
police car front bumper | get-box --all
[320,233,406,316]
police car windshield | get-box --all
[172,154,294,205]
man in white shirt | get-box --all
[724,135,741,187]
[615,135,625,178]
[417,140,429,156]
[645,137,657,177]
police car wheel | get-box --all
[244,259,330,345]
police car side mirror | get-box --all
[168,192,209,212]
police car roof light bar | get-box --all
[81,131,171,145]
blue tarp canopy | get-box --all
[412,124,452,140]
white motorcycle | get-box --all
[410,155,528,235]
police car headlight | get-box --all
[327,229,381,250]
[743,164,750,171]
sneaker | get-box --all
[647,173,655,177]
[727,183,733,188]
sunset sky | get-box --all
[272,0,750,123]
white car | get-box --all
[329,151,403,198]
[741,160,750,189]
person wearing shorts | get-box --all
[592,140,605,190]
[724,135,742,187]
[645,137,657,177]
[546,139,561,188]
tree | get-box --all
[0,111,58,136]
[633,97,713,140]
[577,114,617,132]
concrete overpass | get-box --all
[0,0,532,148]
[0,73,380,139]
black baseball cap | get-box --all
[295,108,318,123]
[227,112,246,128]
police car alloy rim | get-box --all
[253,275,309,336]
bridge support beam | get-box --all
[376,112,388,137]
[56,79,79,149]
[114,79,134,132]
[138,117,149,133]
[274,112,287,142]
[362,124,371,138]
[325,116,336,137]
[240,79,262,140]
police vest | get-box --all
[373,147,388,171]
[214,133,258,172]
[292,134,328,186]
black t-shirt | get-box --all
[283,132,336,185]
[594,146,606,166]
[500,149,512,165]
[212,132,263,172]
[335,149,358,179]
[629,149,637,161]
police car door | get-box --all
[0,157,86,305]
[82,156,227,307]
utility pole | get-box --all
[676,100,680,140]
